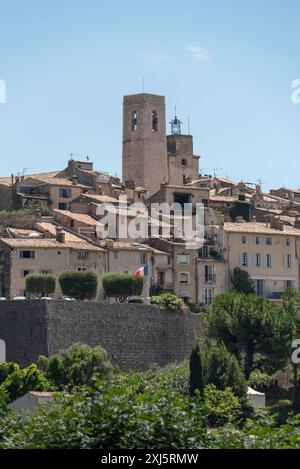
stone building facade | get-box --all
[122,93,169,196]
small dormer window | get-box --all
[152,111,158,131]
[131,111,137,131]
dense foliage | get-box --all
[282,288,300,405]
[205,292,294,379]
[26,273,56,298]
[204,384,242,426]
[38,343,112,390]
[229,195,251,222]
[102,273,143,303]
[151,293,184,312]
[201,340,247,399]
[59,270,98,300]
[0,381,208,449]
[0,286,299,449]
[189,342,204,397]
[0,364,49,402]
[231,267,255,295]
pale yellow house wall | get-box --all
[224,231,300,297]
[197,259,227,305]
[9,247,70,299]
[50,185,84,211]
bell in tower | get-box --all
[170,108,183,135]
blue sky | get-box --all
[0,0,299,189]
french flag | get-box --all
[135,266,144,278]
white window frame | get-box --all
[266,253,272,268]
[177,254,189,265]
[240,252,248,267]
[256,253,261,268]
[179,272,189,285]
[204,288,214,305]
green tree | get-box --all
[0,382,208,449]
[38,343,112,390]
[26,273,56,298]
[102,273,143,303]
[202,340,247,399]
[189,341,204,397]
[205,292,294,379]
[229,195,251,222]
[0,364,49,402]
[231,267,255,295]
[59,270,98,300]
[282,288,300,406]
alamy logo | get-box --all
[94,196,205,250]
[0,79,6,104]
[291,79,300,104]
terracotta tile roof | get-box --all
[24,175,90,189]
[109,242,153,252]
[223,222,300,236]
[0,177,13,187]
[7,228,43,237]
[272,187,300,195]
[0,172,61,187]
[35,222,85,242]
[164,184,210,190]
[209,195,237,203]
[0,237,105,251]
[53,210,99,226]
[76,194,120,204]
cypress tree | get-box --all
[189,342,204,397]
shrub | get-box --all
[131,360,190,395]
[59,270,98,300]
[189,342,204,397]
[0,382,208,449]
[204,384,242,427]
[102,273,143,303]
[0,364,49,402]
[38,343,112,390]
[0,363,19,385]
[151,293,184,312]
[248,372,276,393]
[202,340,247,399]
[26,274,56,299]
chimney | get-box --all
[56,226,66,243]
[295,216,300,229]
[72,175,78,185]
[11,174,14,187]
[105,239,114,249]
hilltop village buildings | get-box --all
[1,92,300,303]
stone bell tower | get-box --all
[122,93,168,196]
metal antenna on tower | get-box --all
[188,116,190,135]
[142,77,145,93]
[214,168,224,177]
